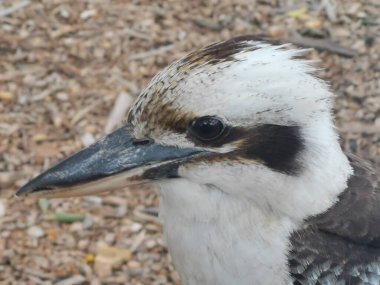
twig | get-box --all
[192,18,224,31]
[30,85,65,102]
[339,122,380,134]
[128,44,175,61]
[24,268,56,280]
[0,67,45,82]
[106,74,140,95]
[0,0,31,17]
[133,207,160,224]
[119,28,151,41]
[320,0,337,22]
[130,230,146,253]
[0,123,19,136]
[71,98,106,125]
[287,33,358,58]
[104,91,133,134]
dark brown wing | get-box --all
[289,155,380,285]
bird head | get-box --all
[17,37,351,221]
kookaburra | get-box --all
[18,36,380,285]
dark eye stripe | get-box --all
[240,124,304,175]
[189,124,304,175]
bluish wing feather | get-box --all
[290,156,380,284]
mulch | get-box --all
[1,0,379,284]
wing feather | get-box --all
[289,155,380,284]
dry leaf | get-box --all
[32,133,48,142]
[287,7,308,19]
[0,91,14,102]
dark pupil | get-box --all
[192,117,224,140]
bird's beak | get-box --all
[16,125,205,198]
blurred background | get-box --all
[0,0,379,284]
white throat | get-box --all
[159,179,297,285]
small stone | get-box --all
[53,116,63,128]
[56,92,69,101]
[104,233,115,244]
[78,239,89,250]
[116,205,128,218]
[127,260,141,269]
[375,117,380,127]
[0,199,6,218]
[81,132,95,147]
[127,260,144,276]
[145,239,157,249]
[27,226,45,238]
[130,222,142,233]
[84,196,103,207]
[69,222,83,232]
[83,215,94,229]
[58,7,70,19]
[80,9,97,20]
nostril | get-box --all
[132,138,153,146]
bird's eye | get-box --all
[188,116,226,142]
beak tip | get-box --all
[15,176,53,197]
[14,192,24,199]
[15,182,35,197]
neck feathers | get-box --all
[158,180,296,285]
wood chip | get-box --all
[94,243,132,277]
[104,92,133,134]
[0,91,14,101]
[0,199,6,218]
[0,0,31,18]
[128,44,175,61]
[54,275,86,285]
[0,172,24,188]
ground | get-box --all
[0,0,379,284]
